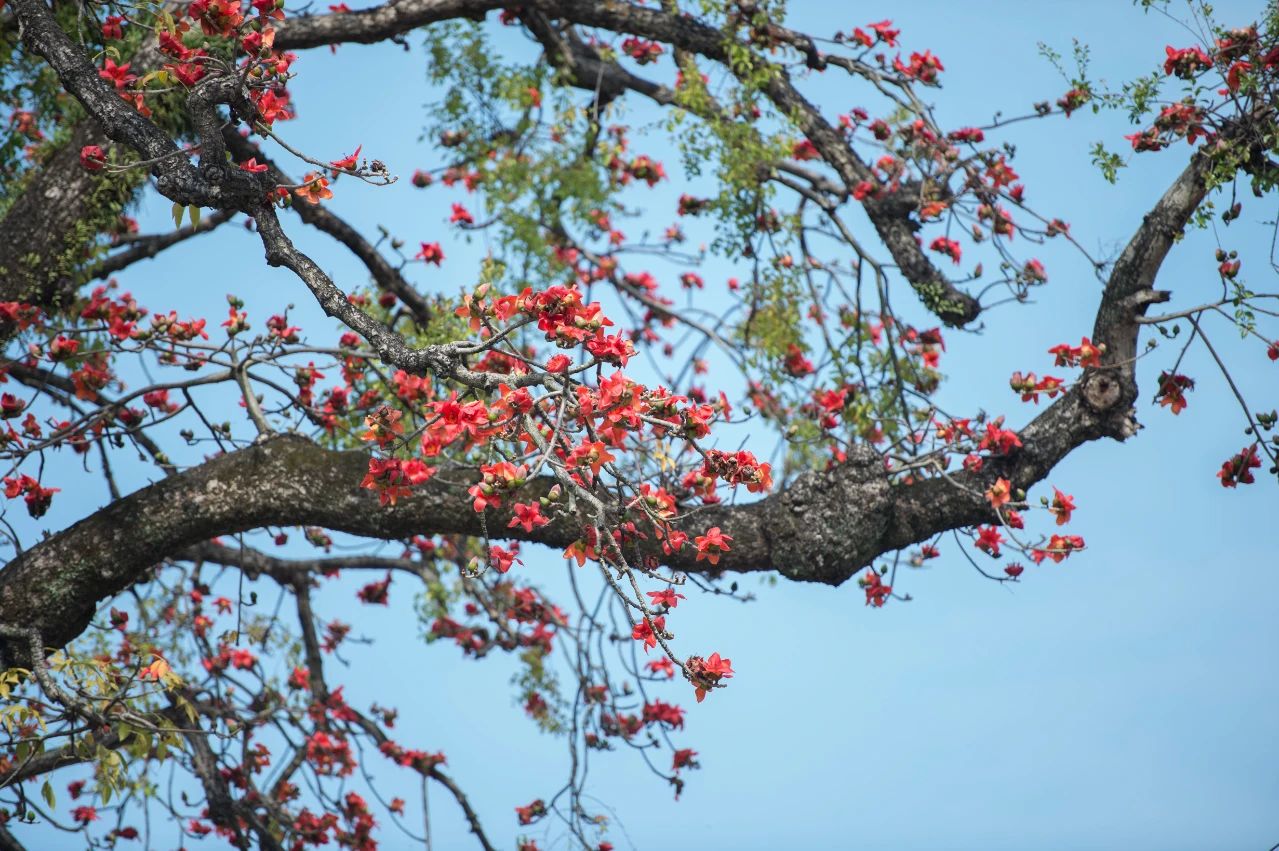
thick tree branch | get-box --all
[0,434,905,661]
[0,122,121,310]
[273,0,498,49]
[10,0,250,209]
[0,128,1217,664]
[0,146,1215,669]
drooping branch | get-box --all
[289,580,497,850]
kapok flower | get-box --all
[80,145,107,170]
[685,652,733,702]
[1049,489,1075,525]
[508,502,548,533]
[329,145,361,173]
[646,588,685,609]
[416,242,444,264]
[985,478,1012,509]
[974,525,1004,557]
[631,615,665,652]
[296,172,333,205]
[694,527,732,565]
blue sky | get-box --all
[10,1,1279,849]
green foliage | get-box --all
[1090,141,1126,184]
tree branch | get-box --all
[88,211,236,281]
[222,131,434,327]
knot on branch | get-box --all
[201,162,229,184]
[1080,370,1124,412]
[765,446,891,585]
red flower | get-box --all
[978,419,1022,455]
[791,139,820,161]
[329,144,361,172]
[1033,534,1085,564]
[4,474,61,518]
[449,203,474,225]
[0,393,25,419]
[686,652,733,701]
[488,545,520,573]
[621,36,664,64]
[672,748,698,770]
[782,343,815,378]
[1049,489,1075,526]
[858,568,892,607]
[893,50,944,84]
[646,656,675,678]
[80,145,106,170]
[515,799,546,825]
[694,527,732,565]
[642,698,685,729]
[974,525,1004,557]
[508,502,548,533]
[297,172,333,205]
[416,242,444,264]
[1217,444,1261,488]
[1225,60,1253,93]
[253,89,292,126]
[631,615,665,652]
[929,236,962,265]
[646,588,685,609]
[72,806,98,824]
[1125,128,1166,153]
[1163,45,1212,78]
[985,478,1012,508]
[1056,88,1089,117]
[1155,371,1194,415]
[99,58,136,89]
[357,573,392,605]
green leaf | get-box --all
[189,206,201,228]
[172,202,184,229]
[41,779,55,809]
